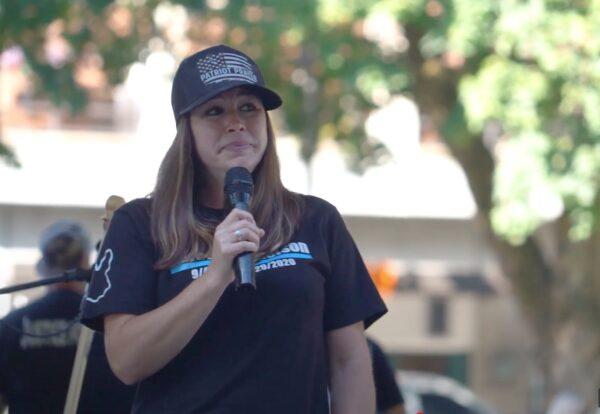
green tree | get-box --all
[175,1,402,170]
[332,0,600,408]
[0,0,158,164]
[194,0,600,408]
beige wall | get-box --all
[367,291,533,414]
[0,204,105,251]
[368,293,477,354]
[343,215,532,414]
[344,214,496,268]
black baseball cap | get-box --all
[35,220,91,278]
[171,44,282,121]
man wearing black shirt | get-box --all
[0,220,134,413]
[369,337,405,414]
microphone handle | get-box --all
[233,201,256,290]
[235,201,250,213]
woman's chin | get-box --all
[223,158,258,173]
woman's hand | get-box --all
[210,208,265,283]
[104,208,265,384]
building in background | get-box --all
[352,215,534,414]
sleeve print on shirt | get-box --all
[86,249,114,303]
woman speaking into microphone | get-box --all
[81,44,386,414]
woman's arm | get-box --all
[104,209,263,385]
[327,322,375,414]
[104,271,229,385]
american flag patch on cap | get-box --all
[171,44,282,119]
[196,52,258,85]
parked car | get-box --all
[396,370,499,414]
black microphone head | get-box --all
[224,167,257,290]
[224,167,254,198]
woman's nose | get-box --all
[225,111,246,132]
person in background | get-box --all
[368,337,405,414]
[0,218,135,414]
[81,44,387,413]
[0,220,90,413]
[101,195,126,232]
[94,195,127,252]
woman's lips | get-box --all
[222,141,253,152]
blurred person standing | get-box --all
[368,337,405,414]
[0,219,135,413]
[0,220,90,413]
[81,44,387,413]
[100,195,126,233]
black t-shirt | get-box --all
[81,195,387,414]
[368,338,404,413]
[0,290,81,413]
[0,289,135,414]
[79,334,136,413]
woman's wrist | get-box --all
[203,265,233,291]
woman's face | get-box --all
[189,87,268,182]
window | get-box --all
[429,296,447,335]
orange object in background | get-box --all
[367,259,400,296]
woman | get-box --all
[82,44,387,414]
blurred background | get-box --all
[0,0,599,413]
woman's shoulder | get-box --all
[116,197,152,214]
[114,197,153,224]
[298,194,340,219]
[110,197,154,244]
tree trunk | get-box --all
[444,132,560,410]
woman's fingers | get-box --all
[213,208,265,257]
[209,209,266,283]
[215,222,263,245]
[231,224,263,243]
[221,208,256,225]
[216,212,264,241]
[222,240,260,256]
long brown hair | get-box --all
[151,113,304,269]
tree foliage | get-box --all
[0,0,158,160]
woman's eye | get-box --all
[205,106,222,116]
[240,102,257,112]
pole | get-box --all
[63,195,126,414]
[63,326,94,414]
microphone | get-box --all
[68,267,93,282]
[224,167,256,290]
[0,268,92,295]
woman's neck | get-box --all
[200,178,225,209]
